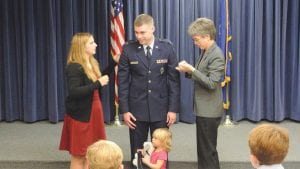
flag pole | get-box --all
[222,114,235,127]
[222,84,235,127]
[219,0,236,127]
[112,65,122,126]
[112,102,122,126]
[110,0,124,127]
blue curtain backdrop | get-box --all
[230,0,300,121]
[1,0,299,123]
[0,0,116,122]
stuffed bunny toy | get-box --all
[132,141,154,167]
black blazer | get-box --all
[65,62,116,122]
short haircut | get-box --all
[187,17,216,40]
[86,140,123,169]
[248,124,289,165]
[152,128,172,152]
[134,14,154,27]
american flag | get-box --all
[110,0,125,56]
[110,0,125,105]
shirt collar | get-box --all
[143,38,155,51]
[258,164,284,169]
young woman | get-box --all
[59,32,117,169]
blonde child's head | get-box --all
[152,128,172,152]
[248,124,289,166]
[86,140,123,169]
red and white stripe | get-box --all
[110,2,125,104]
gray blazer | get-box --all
[190,42,225,118]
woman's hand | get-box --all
[176,60,195,73]
[98,75,109,86]
[112,54,120,63]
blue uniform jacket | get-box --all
[118,38,180,122]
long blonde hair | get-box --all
[152,128,172,152]
[67,32,101,81]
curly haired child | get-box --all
[141,128,172,169]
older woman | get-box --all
[176,18,225,169]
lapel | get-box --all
[136,44,149,68]
[136,39,161,68]
[195,42,217,69]
[195,51,205,69]
[149,39,161,67]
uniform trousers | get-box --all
[196,116,221,169]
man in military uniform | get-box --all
[118,14,180,164]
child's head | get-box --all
[86,140,123,169]
[248,124,289,167]
[152,128,172,152]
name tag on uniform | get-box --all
[130,61,139,64]
[156,59,168,64]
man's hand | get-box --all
[166,112,177,127]
[123,112,136,129]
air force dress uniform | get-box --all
[118,38,180,122]
[118,38,180,160]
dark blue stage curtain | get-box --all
[0,0,116,123]
[230,0,300,121]
[1,0,299,123]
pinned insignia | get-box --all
[160,67,164,74]
[130,61,139,64]
[156,59,168,64]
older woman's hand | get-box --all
[176,60,195,73]
[112,54,120,63]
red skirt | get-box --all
[59,90,106,156]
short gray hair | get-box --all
[187,18,216,40]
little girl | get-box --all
[142,128,172,169]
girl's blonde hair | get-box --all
[152,128,172,152]
[67,32,101,81]
[86,140,123,169]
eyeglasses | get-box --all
[192,35,208,43]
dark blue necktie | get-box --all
[146,46,151,60]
